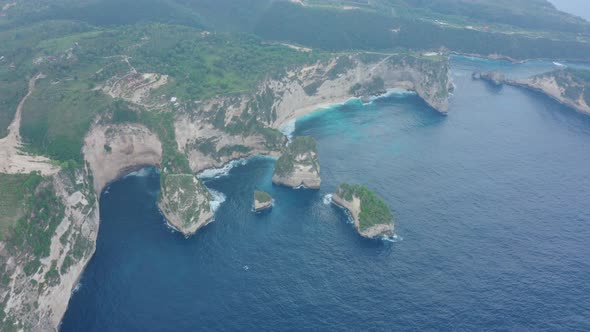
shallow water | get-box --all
[61,58,590,331]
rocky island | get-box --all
[272,136,321,189]
[331,183,395,239]
[253,190,273,212]
[473,68,590,115]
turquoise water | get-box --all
[60,58,590,331]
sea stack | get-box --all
[331,183,394,239]
[272,136,321,189]
[253,190,273,212]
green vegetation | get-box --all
[5,22,322,166]
[0,172,43,240]
[0,174,66,280]
[336,183,394,231]
[254,190,272,203]
[538,68,590,106]
[254,1,590,60]
[159,173,211,228]
[274,136,319,177]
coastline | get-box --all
[274,88,417,133]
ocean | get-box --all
[60,57,590,331]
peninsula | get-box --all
[474,68,590,115]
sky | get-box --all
[548,0,590,21]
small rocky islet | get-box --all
[253,190,273,213]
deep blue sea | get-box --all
[60,58,590,331]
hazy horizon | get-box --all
[549,0,590,21]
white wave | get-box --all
[323,194,333,205]
[359,88,416,106]
[208,188,226,213]
[72,282,82,294]
[197,159,248,179]
[382,233,403,243]
[123,167,154,178]
[279,118,297,141]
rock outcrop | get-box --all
[473,68,590,116]
[472,71,505,86]
[253,190,273,212]
[272,136,320,189]
[508,69,590,115]
[331,183,394,239]
[158,173,214,235]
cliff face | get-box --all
[474,69,590,116]
[0,169,98,332]
[83,123,163,194]
[175,53,452,175]
[263,53,452,126]
[158,174,214,235]
[272,136,321,189]
[509,70,590,115]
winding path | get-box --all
[0,73,59,175]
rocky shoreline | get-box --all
[0,52,451,331]
[473,69,590,116]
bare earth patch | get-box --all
[0,73,60,176]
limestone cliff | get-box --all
[331,184,394,239]
[474,69,590,116]
[158,173,214,235]
[175,53,452,175]
[507,69,590,115]
[83,123,163,194]
[0,168,98,332]
[272,136,321,189]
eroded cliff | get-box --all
[272,136,321,189]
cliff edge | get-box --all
[272,136,321,189]
[474,68,590,115]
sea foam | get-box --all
[208,189,227,213]
[279,119,297,141]
[197,159,248,180]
